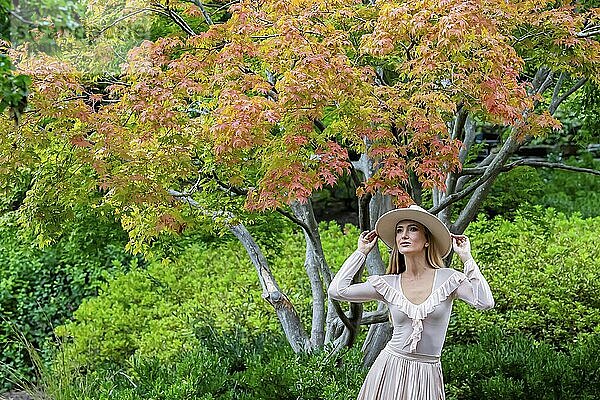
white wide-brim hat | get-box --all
[375,205,452,258]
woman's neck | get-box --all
[403,253,431,278]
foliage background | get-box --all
[0,211,136,391]
[1,0,600,397]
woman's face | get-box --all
[395,220,428,255]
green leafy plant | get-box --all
[448,207,600,347]
[44,329,366,400]
[443,328,600,400]
[0,53,30,123]
[0,211,136,391]
[36,328,600,400]
[55,222,359,372]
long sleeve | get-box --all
[454,257,495,310]
[327,251,385,303]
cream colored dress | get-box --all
[328,251,494,400]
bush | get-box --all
[537,156,600,218]
[448,207,600,347]
[45,330,365,400]
[42,328,600,400]
[57,210,600,372]
[478,157,600,220]
[477,166,545,219]
[443,329,600,400]
[0,212,136,391]
[55,222,361,372]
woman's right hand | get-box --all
[358,230,378,255]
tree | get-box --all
[1,0,599,364]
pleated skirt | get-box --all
[356,347,445,400]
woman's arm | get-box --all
[451,234,495,310]
[327,231,385,303]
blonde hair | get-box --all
[385,224,445,274]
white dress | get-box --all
[328,251,494,400]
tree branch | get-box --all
[551,72,565,106]
[360,309,389,325]
[212,175,314,233]
[451,134,521,232]
[549,77,588,115]
[576,25,600,38]
[95,8,153,36]
[151,3,196,36]
[168,189,312,352]
[187,0,214,25]
[512,30,547,44]
[530,66,549,93]
[9,11,40,27]
[276,207,311,232]
[428,169,495,215]
[537,69,555,95]
[462,159,600,176]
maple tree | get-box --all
[1,0,600,363]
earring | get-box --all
[425,243,429,247]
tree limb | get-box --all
[96,8,153,36]
[187,0,214,25]
[9,11,40,27]
[462,159,600,176]
[211,175,317,236]
[360,309,389,325]
[168,189,312,352]
[276,207,311,232]
[576,25,600,38]
[537,69,555,95]
[151,3,196,36]
[512,30,547,44]
[429,164,498,215]
[549,77,588,115]
[451,134,521,232]
[551,72,566,106]
[530,66,551,95]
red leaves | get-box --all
[70,135,93,148]
[156,212,185,234]
[246,141,351,211]
[13,0,598,224]
[317,141,351,185]
[211,90,280,157]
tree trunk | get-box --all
[361,192,394,367]
[169,189,312,352]
[290,200,331,348]
[229,223,312,352]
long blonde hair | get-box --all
[385,224,445,274]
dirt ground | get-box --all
[0,391,33,400]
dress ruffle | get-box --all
[367,271,466,352]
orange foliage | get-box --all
[10,0,600,221]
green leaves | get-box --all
[450,207,600,347]
[1,0,599,248]
[0,54,31,123]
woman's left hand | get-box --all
[451,234,472,262]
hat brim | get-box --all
[375,208,452,258]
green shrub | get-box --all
[476,166,545,219]
[443,329,600,400]
[537,156,600,218]
[0,212,136,391]
[55,222,361,371]
[45,330,365,400]
[448,207,600,347]
[478,157,600,220]
[42,328,600,400]
[57,210,600,372]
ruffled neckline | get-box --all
[367,270,466,352]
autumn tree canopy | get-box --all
[1,0,599,356]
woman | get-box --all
[328,205,494,400]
